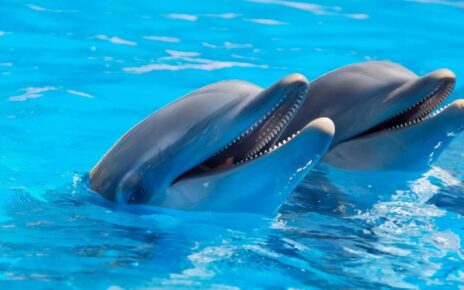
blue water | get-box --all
[1,0,464,288]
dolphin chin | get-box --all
[90,73,333,214]
[160,118,335,214]
[324,99,464,171]
[280,61,459,171]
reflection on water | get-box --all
[0,0,463,288]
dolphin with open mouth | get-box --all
[280,61,463,171]
[88,74,335,214]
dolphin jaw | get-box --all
[428,97,463,118]
[237,88,307,162]
[235,117,336,166]
[208,76,308,161]
[350,75,456,139]
[235,130,302,165]
[172,76,309,184]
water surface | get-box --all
[1,0,464,288]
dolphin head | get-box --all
[281,61,459,171]
[284,61,455,145]
[89,74,333,213]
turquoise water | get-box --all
[1,0,464,288]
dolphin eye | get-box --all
[128,187,147,204]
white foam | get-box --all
[95,35,137,46]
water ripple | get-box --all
[248,0,369,19]
[94,35,137,46]
[123,50,268,73]
[143,35,181,43]
[8,86,57,102]
[165,13,199,21]
[0,0,463,288]
[408,0,464,8]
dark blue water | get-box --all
[1,0,463,288]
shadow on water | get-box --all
[428,184,464,216]
[281,164,426,217]
[276,164,464,288]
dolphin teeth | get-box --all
[365,78,455,133]
[222,84,309,166]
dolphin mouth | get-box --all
[174,82,308,182]
[353,77,456,139]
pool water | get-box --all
[1,0,464,288]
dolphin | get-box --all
[88,74,335,215]
[280,61,462,171]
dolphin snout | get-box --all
[277,73,308,87]
[424,68,456,82]
[307,117,336,137]
[450,99,464,111]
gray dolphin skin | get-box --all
[281,61,463,171]
[89,74,335,214]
